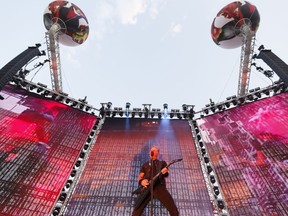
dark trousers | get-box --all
[132,184,179,216]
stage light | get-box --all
[72,101,78,107]
[112,109,117,117]
[158,113,162,119]
[163,103,168,110]
[210,175,216,184]
[126,102,131,109]
[42,90,50,96]
[79,103,84,110]
[217,105,223,111]
[232,98,237,106]
[182,104,187,111]
[107,102,112,109]
[204,109,209,114]
[217,200,225,209]
[131,112,135,118]
[197,134,201,141]
[59,192,67,201]
[204,157,209,163]
[247,94,254,101]
[37,87,43,93]
[189,108,194,119]
[201,148,206,155]
[144,107,149,118]
[207,165,213,174]
[70,170,77,177]
[65,181,72,189]
[138,112,143,117]
[213,186,220,196]
[199,141,204,148]
[211,107,216,113]
[255,92,261,99]
[79,152,85,159]
[225,102,230,108]
[170,112,174,118]
[65,98,71,104]
[151,113,155,118]
[177,113,182,119]
[75,160,81,168]
[29,85,35,91]
[86,137,92,143]
[83,144,89,150]
[106,110,111,117]
[262,89,270,96]
[238,97,245,104]
[53,207,61,216]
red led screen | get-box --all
[0,84,97,215]
[197,93,288,215]
[63,118,214,216]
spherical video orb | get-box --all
[43,1,89,46]
[211,1,260,49]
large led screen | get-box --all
[63,118,214,216]
[0,84,97,215]
[197,93,288,215]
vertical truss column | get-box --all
[238,24,256,96]
[189,120,229,216]
[45,24,63,93]
[51,117,105,216]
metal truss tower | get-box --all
[45,24,63,93]
[237,22,256,96]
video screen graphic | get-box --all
[64,118,214,216]
[0,84,97,215]
[197,93,288,215]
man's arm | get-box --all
[138,172,149,188]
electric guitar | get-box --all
[132,158,183,209]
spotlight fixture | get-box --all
[182,104,187,111]
[126,102,131,109]
[210,175,216,184]
[213,186,220,196]
[207,165,213,174]
[163,103,168,110]
[217,200,225,209]
[201,148,206,155]
[107,102,112,109]
[204,157,209,163]
[198,141,204,148]
[36,87,43,93]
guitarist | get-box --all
[132,146,179,216]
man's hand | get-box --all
[141,179,149,188]
[161,167,168,174]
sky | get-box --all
[1,0,287,113]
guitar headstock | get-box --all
[167,158,183,167]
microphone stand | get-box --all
[150,158,153,216]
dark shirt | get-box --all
[140,159,169,186]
